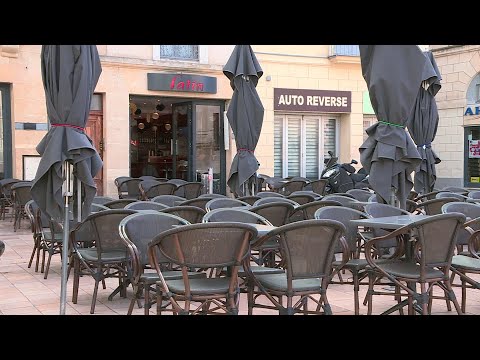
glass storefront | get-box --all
[465,126,480,187]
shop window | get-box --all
[466,73,480,104]
[332,45,360,56]
[274,115,337,179]
[159,45,199,61]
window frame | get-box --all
[153,45,208,64]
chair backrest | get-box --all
[104,199,138,209]
[92,196,114,205]
[174,182,203,199]
[199,193,226,199]
[253,197,299,208]
[90,203,110,213]
[277,180,307,196]
[160,206,206,224]
[237,196,261,205]
[468,190,480,200]
[139,176,158,181]
[11,183,32,206]
[346,189,373,202]
[290,200,343,221]
[364,203,410,244]
[151,195,186,207]
[179,198,212,211]
[442,186,469,195]
[124,201,169,211]
[436,192,467,202]
[368,194,379,203]
[289,191,322,199]
[265,219,345,281]
[408,213,466,269]
[418,198,459,215]
[123,178,142,199]
[203,208,272,225]
[442,201,480,245]
[287,193,317,205]
[167,178,188,187]
[25,200,38,233]
[256,191,285,199]
[314,206,367,253]
[205,198,250,212]
[141,182,176,200]
[138,179,161,195]
[309,179,329,196]
[249,202,296,227]
[0,179,21,197]
[149,222,257,269]
[72,209,137,257]
[322,194,357,207]
[114,176,131,198]
[119,211,189,284]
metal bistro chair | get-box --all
[275,180,307,196]
[151,195,186,207]
[237,196,261,206]
[104,199,138,209]
[11,182,32,231]
[245,219,347,315]
[288,200,343,222]
[123,178,143,200]
[205,198,250,212]
[0,179,21,220]
[308,179,329,196]
[149,222,257,315]
[256,191,285,199]
[90,203,110,213]
[160,206,206,224]
[92,196,114,205]
[119,212,206,315]
[124,201,169,212]
[364,213,466,315]
[114,176,132,199]
[346,189,373,202]
[139,182,176,200]
[174,182,203,199]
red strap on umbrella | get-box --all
[51,123,85,131]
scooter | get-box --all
[321,151,369,194]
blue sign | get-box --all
[465,106,480,116]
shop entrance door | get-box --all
[465,126,480,188]
[0,84,12,179]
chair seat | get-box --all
[166,277,231,295]
[43,231,63,241]
[255,273,322,292]
[451,255,480,271]
[332,258,392,271]
[77,249,129,262]
[376,262,444,279]
[238,265,284,276]
[141,271,206,283]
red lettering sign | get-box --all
[170,76,205,92]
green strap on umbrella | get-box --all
[378,120,405,128]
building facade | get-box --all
[429,45,480,188]
[0,45,374,197]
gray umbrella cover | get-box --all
[407,51,442,194]
[31,45,102,221]
[359,45,437,209]
[223,45,264,196]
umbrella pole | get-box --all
[60,160,73,315]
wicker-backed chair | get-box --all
[468,190,480,200]
[0,179,21,220]
[289,191,322,200]
[245,219,347,315]
[346,189,373,202]
[149,222,257,315]
[122,178,143,200]
[417,197,459,215]
[309,179,329,196]
[124,201,169,211]
[314,206,371,315]
[288,200,343,222]
[160,206,206,224]
[139,176,158,181]
[275,180,307,196]
[92,196,114,205]
[205,198,250,212]
[442,186,469,196]
[364,213,466,315]
[442,202,480,255]
[174,182,203,199]
[237,196,261,205]
[256,191,285,199]
[70,209,137,314]
[35,208,63,279]
[414,190,442,203]
[25,200,42,271]
[104,199,138,209]
[287,193,316,205]
[151,195,186,207]
[11,182,32,231]
[199,193,227,199]
[90,203,110,213]
[167,178,188,187]
[253,197,299,208]
[140,182,176,200]
[119,212,205,315]
[179,197,213,211]
[436,192,468,202]
[114,176,131,199]
[322,194,357,207]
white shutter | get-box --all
[323,118,337,159]
[274,116,283,177]
[304,117,319,179]
[287,116,302,177]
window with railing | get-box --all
[332,45,360,56]
[159,45,199,61]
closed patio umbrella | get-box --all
[223,45,264,197]
[31,45,102,314]
[407,51,442,194]
[359,45,437,209]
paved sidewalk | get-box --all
[1,218,479,315]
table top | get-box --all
[350,214,430,230]
[248,223,277,237]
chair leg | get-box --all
[353,271,360,315]
[420,282,428,315]
[35,242,42,272]
[395,284,404,315]
[28,238,38,268]
[367,272,374,315]
[91,278,101,314]
[44,251,53,279]
[41,248,46,273]
[72,257,80,304]
[445,280,463,315]
[144,284,150,315]
[462,278,467,314]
